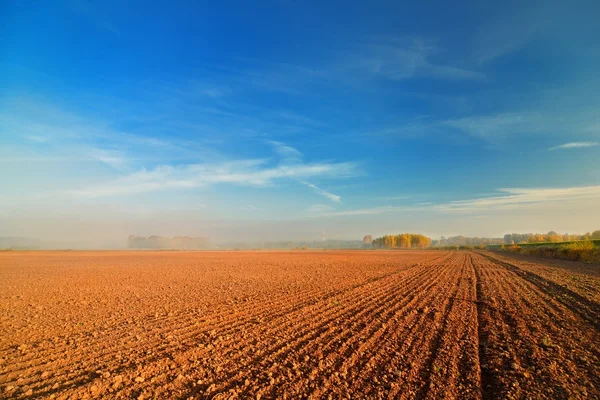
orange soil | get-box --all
[0,250,598,399]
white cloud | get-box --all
[70,160,359,198]
[266,140,303,164]
[302,182,342,203]
[87,148,128,170]
[549,142,599,150]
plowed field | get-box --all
[1,250,599,399]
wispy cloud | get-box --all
[26,135,50,143]
[271,111,325,127]
[206,58,328,96]
[87,148,128,170]
[442,113,541,138]
[266,140,303,164]
[71,160,359,198]
[309,205,420,218]
[375,195,411,201]
[433,186,600,212]
[351,37,484,81]
[150,79,231,100]
[441,106,600,142]
[0,96,222,167]
[302,182,342,203]
[307,204,333,213]
[206,36,484,98]
[266,141,345,203]
[549,142,599,150]
[310,185,600,218]
[473,10,542,63]
[471,2,590,64]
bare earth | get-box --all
[1,250,599,399]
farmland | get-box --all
[1,250,599,399]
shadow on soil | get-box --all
[478,252,600,331]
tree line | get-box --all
[127,235,210,249]
[372,233,432,249]
[432,236,504,247]
[219,239,366,250]
[503,231,600,244]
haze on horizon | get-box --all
[1,0,599,248]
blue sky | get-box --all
[1,0,599,245]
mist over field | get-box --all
[1,198,598,249]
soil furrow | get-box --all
[2,250,599,399]
[2,257,437,393]
[471,252,600,399]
